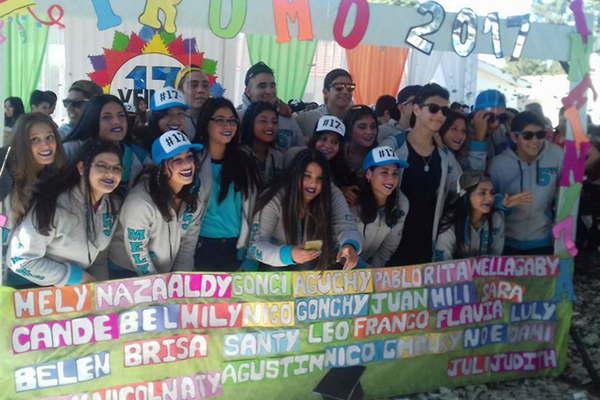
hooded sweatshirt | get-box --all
[238,95,306,152]
[380,131,462,244]
[7,186,119,286]
[352,191,409,267]
[434,211,505,261]
[63,142,151,195]
[248,185,362,268]
[108,176,204,275]
[196,148,258,258]
[489,142,564,250]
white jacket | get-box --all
[353,191,410,267]
[248,185,362,267]
[108,177,204,274]
[7,187,119,286]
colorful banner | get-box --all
[0,256,572,399]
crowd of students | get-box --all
[1,60,591,288]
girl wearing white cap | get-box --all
[7,140,123,286]
[141,87,190,151]
[240,101,285,186]
[108,130,205,277]
[353,146,409,267]
[63,95,151,197]
[285,114,352,189]
[249,149,361,271]
[193,97,261,272]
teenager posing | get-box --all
[108,130,205,277]
[8,140,122,286]
[249,149,361,270]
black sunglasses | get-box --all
[518,130,546,140]
[63,99,88,109]
[421,103,450,116]
[485,112,509,124]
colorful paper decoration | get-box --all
[88,30,217,93]
[208,0,247,39]
[553,216,578,257]
[90,0,121,31]
[333,0,370,50]
[273,0,313,43]
[138,0,182,34]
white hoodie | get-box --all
[7,187,119,286]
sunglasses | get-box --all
[421,103,450,116]
[63,99,89,109]
[330,83,356,92]
[485,112,509,124]
[210,117,239,127]
[517,130,546,140]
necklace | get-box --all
[422,155,432,172]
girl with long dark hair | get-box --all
[193,97,261,271]
[4,97,25,129]
[440,110,487,171]
[435,172,504,260]
[108,130,205,277]
[241,101,284,186]
[354,146,409,267]
[286,115,353,189]
[249,149,361,270]
[342,105,379,205]
[1,113,67,286]
[7,140,123,286]
[64,94,151,196]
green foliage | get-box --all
[503,59,565,77]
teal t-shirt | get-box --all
[200,161,242,238]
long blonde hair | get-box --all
[8,113,66,225]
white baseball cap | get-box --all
[151,130,203,164]
[151,87,189,112]
[314,115,345,139]
[362,146,408,171]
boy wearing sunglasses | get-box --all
[296,69,355,141]
[470,89,511,159]
[58,80,103,139]
[489,111,564,255]
[381,83,462,266]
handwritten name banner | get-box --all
[0,256,571,399]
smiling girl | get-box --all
[435,172,505,260]
[241,101,284,186]
[7,140,123,286]
[249,149,361,270]
[342,106,379,206]
[353,146,409,267]
[1,114,67,286]
[64,95,151,196]
[108,130,205,277]
[193,98,261,271]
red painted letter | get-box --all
[333,0,370,49]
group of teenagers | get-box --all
[0,61,565,288]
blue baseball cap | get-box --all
[474,89,506,111]
[362,146,408,171]
[151,130,203,165]
[151,87,189,112]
